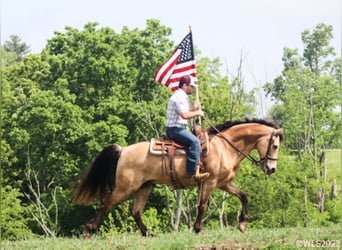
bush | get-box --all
[0,184,34,240]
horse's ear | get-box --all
[276,128,284,141]
[276,128,283,135]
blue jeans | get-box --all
[166,126,200,176]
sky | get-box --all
[1,0,341,115]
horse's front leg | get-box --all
[220,182,248,232]
[193,183,215,233]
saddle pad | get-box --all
[149,138,186,155]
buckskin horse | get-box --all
[72,118,283,237]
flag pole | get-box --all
[195,83,201,126]
[190,25,201,126]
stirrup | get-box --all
[193,172,210,182]
[193,164,209,181]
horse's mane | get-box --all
[207,118,280,135]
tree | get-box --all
[3,35,31,63]
[43,20,173,109]
[197,54,255,124]
[8,89,87,189]
[263,23,340,220]
[302,23,335,76]
[1,47,17,67]
[264,23,340,153]
[0,184,33,239]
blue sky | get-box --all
[1,0,341,114]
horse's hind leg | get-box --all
[220,182,248,232]
[85,198,108,237]
[132,183,153,237]
[85,188,131,237]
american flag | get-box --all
[154,32,197,91]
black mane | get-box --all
[207,118,280,135]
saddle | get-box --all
[150,124,209,155]
[150,137,186,155]
[149,125,209,189]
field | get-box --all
[1,224,341,250]
[326,149,341,178]
[326,149,341,194]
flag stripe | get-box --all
[154,32,197,91]
[154,49,180,84]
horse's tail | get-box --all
[72,144,122,205]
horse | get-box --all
[72,118,283,237]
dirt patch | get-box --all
[196,241,259,250]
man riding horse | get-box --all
[165,75,209,182]
[72,74,283,236]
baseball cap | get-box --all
[179,75,198,87]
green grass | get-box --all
[326,149,341,192]
[326,149,341,177]
[1,224,341,250]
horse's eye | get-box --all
[273,145,278,150]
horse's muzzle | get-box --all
[266,167,276,175]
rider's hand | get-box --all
[193,101,201,110]
[197,109,204,117]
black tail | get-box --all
[72,144,122,205]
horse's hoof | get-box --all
[238,221,247,233]
[142,231,156,237]
[85,222,97,236]
[194,227,202,234]
[146,232,156,237]
[83,232,92,239]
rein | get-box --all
[203,116,275,166]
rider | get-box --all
[165,75,210,182]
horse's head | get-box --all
[257,128,283,175]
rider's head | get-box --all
[179,75,197,89]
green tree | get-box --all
[263,23,340,224]
[264,23,340,153]
[198,55,255,123]
[302,23,335,76]
[8,89,88,189]
[0,184,33,239]
[1,47,17,67]
[43,20,173,108]
[3,35,31,63]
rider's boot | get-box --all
[192,165,209,182]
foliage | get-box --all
[1,47,17,67]
[262,23,340,231]
[0,184,34,240]
[98,203,135,236]
[264,23,340,151]
[3,34,31,63]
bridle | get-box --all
[259,131,279,164]
[204,117,279,167]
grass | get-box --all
[326,149,341,193]
[326,149,341,177]
[1,224,341,250]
